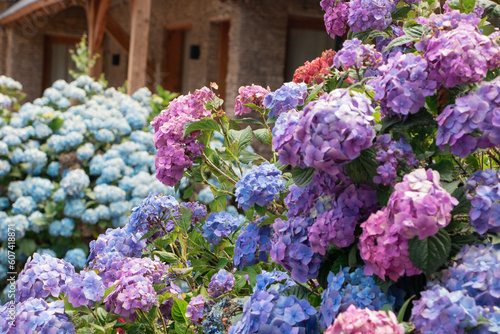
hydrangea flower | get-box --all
[66,270,105,307]
[270,216,322,283]
[229,270,319,333]
[275,89,375,175]
[234,84,269,115]
[187,295,207,325]
[347,0,396,33]
[11,196,37,215]
[234,216,272,269]
[202,211,242,246]
[152,87,214,186]
[293,49,336,85]
[16,253,75,302]
[325,305,403,334]
[411,285,480,333]
[64,248,87,269]
[319,267,395,329]
[320,0,349,38]
[368,52,437,118]
[235,162,284,211]
[263,82,307,118]
[0,297,75,333]
[208,269,235,298]
[333,38,383,70]
[423,23,500,88]
[60,169,90,196]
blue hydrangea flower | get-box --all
[234,216,272,269]
[60,169,90,197]
[52,188,66,202]
[64,248,87,269]
[82,208,99,224]
[76,143,95,161]
[95,128,115,142]
[12,196,37,215]
[46,161,60,177]
[94,184,126,203]
[0,214,29,240]
[25,177,54,202]
[235,162,284,211]
[0,197,9,210]
[202,212,242,246]
[0,142,8,156]
[0,160,11,177]
[263,82,307,118]
[319,267,395,329]
[64,198,86,218]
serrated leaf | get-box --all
[172,298,188,323]
[183,118,220,137]
[177,206,193,233]
[283,284,310,300]
[383,35,417,52]
[403,23,426,39]
[239,149,264,164]
[380,109,436,133]
[235,275,247,291]
[291,166,315,188]
[392,6,412,20]
[408,229,451,277]
[154,251,181,264]
[228,126,253,151]
[96,307,108,325]
[441,180,460,195]
[238,117,264,125]
[140,229,161,240]
[345,147,378,186]
[253,128,272,145]
[209,195,226,212]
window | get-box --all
[285,16,341,82]
[43,35,79,89]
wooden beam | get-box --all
[127,0,151,94]
[85,0,110,78]
[0,0,68,25]
[105,13,155,82]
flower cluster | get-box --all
[360,169,457,280]
[347,0,396,33]
[0,298,75,333]
[373,134,419,185]
[229,270,319,333]
[234,216,272,269]
[319,267,395,329]
[293,49,336,85]
[263,82,307,119]
[234,84,269,115]
[187,295,207,325]
[273,89,375,175]
[202,211,242,245]
[325,305,403,334]
[333,38,383,70]
[235,162,284,211]
[208,269,235,298]
[423,23,500,88]
[368,52,437,118]
[270,216,322,283]
[436,78,500,157]
[16,253,75,302]
[465,170,500,234]
[320,0,349,38]
[152,87,214,186]
[66,270,105,308]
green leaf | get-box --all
[381,304,394,315]
[183,118,220,137]
[31,216,51,227]
[397,295,415,323]
[305,82,324,105]
[253,128,272,145]
[428,160,454,182]
[463,0,477,13]
[239,149,264,164]
[345,147,378,186]
[383,35,418,52]
[154,251,181,264]
[49,117,64,131]
[96,307,108,325]
[403,23,426,39]
[380,109,436,133]
[127,323,148,334]
[245,207,255,221]
[19,239,37,256]
[228,126,253,151]
[490,233,500,245]
[209,195,227,212]
[291,166,315,188]
[103,284,116,299]
[172,298,188,323]
[392,6,412,20]
[182,184,195,199]
[451,186,471,215]
[441,180,460,195]
[140,229,161,241]
[177,206,193,233]
[450,234,479,257]
[239,117,264,125]
[235,275,247,291]
[408,229,451,277]
[373,275,395,294]
[283,284,310,300]
[255,204,267,217]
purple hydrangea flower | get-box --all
[208,269,235,298]
[320,0,349,38]
[186,295,207,325]
[234,84,269,115]
[270,216,322,283]
[234,216,273,269]
[411,285,480,333]
[274,89,375,175]
[235,162,284,211]
[465,170,500,234]
[333,38,383,70]
[202,211,242,246]
[152,87,214,186]
[16,253,75,303]
[263,82,307,119]
[368,52,438,118]
[0,298,75,333]
[319,267,395,329]
[347,0,397,33]
[66,270,105,307]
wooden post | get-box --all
[85,0,110,78]
[127,0,151,95]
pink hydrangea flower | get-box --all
[234,84,269,115]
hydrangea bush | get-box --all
[3,0,500,333]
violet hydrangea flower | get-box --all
[325,304,403,334]
[208,269,235,298]
[263,82,307,118]
[234,84,269,115]
[235,162,284,211]
[320,0,349,38]
[465,170,500,234]
[66,270,105,308]
[234,216,273,269]
[186,295,207,325]
[16,253,75,303]
[202,211,242,246]
[151,87,215,186]
[347,0,397,33]
[333,38,383,70]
